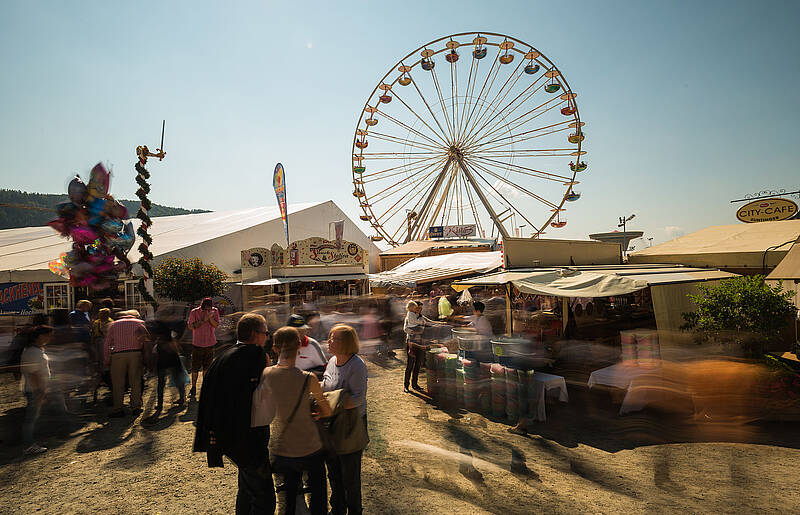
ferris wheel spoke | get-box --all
[455,54,478,146]
[372,169,442,227]
[361,155,445,182]
[407,74,454,145]
[461,172,484,235]
[454,157,512,239]
[459,51,501,148]
[460,48,505,147]
[469,119,572,151]
[429,66,456,141]
[367,160,446,204]
[449,53,458,142]
[407,158,455,241]
[359,151,441,159]
[467,90,563,148]
[365,130,443,152]
[467,158,561,209]
[466,160,540,230]
[427,167,458,229]
[372,156,446,223]
[469,155,573,182]
[460,57,525,148]
[376,108,447,148]
[462,71,550,147]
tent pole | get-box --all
[562,297,569,337]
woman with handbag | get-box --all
[322,324,368,515]
[264,326,331,515]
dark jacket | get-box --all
[193,343,268,468]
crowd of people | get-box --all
[8,285,503,513]
[193,314,368,515]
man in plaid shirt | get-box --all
[104,310,151,417]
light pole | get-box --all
[618,214,636,257]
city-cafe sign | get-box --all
[736,198,798,223]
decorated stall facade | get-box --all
[241,237,369,309]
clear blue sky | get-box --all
[2,0,798,248]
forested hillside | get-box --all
[0,189,209,229]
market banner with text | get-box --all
[0,282,43,314]
[273,162,290,247]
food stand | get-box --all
[241,237,369,310]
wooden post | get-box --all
[562,297,569,336]
[505,283,513,335]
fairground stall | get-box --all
[240,237,370,312]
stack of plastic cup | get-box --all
[490,363,507,419]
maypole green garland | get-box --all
[134,155,157,308]
[134,121,166,310]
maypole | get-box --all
[135,121,166,309]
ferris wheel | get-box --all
[351,32,587,246]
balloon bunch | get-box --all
[47,163,136,290]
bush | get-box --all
[153,257,227,303]
[682,275,797,355]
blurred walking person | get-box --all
[104,310,150,417]
[187,297,220,398]
[403,300,441,392]
[20,325,54,455]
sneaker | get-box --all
[189,387,197,398]
[412,384,424,391]
[23,444,47,455]
[154,404,163,413]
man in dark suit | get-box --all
[194,313,275,514]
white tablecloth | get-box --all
[588,363,662,414]
[587,363,654,390]
[531,371,569,422]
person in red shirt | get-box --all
[104,310,151,417]
[187,298,220,398]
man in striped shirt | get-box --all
[104,310,151,417]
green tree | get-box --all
[153,257,227,303]
[682,275,797,355]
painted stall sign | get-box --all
[269,237,367,268]
[736,198,798,223]
[0,282,44,314]
[242,248,269,268]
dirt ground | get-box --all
[2,355,800,514]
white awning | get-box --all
[453,265,736,297]
[244,274,367,286]
[369,251,502,288]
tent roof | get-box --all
[379,239,494,256]
[453,264,736,297]
[370,251,502,288]
[0,202,324,273]
[767,242,800,280]
[628,220,800,268]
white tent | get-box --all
[0,200,381,283]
